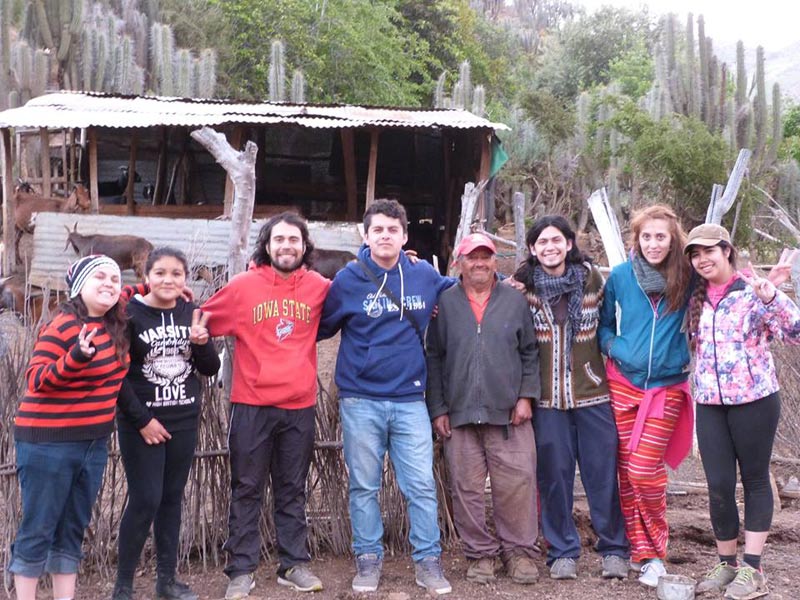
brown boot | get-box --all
[466,557,497,584]
[506,555,540,584]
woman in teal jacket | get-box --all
[597,204,694,588]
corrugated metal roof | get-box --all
[31,212,362,291]
[0,91,509,131]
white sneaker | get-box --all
[638,559,667,588]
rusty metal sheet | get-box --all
[30,212,362,291]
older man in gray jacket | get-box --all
[426,232,540,586]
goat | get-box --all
[64,223,153,279]
[14,183,91,234]
[309,248,357,280]
[0,274,62,324]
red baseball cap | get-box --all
[454,232,496,258]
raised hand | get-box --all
[189,309,211,345]
[77,324,98,358]
[766,248,798,288]
[740,272,778,304]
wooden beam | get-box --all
[365,129,379,209]
[39,127,51,196]
[88,127,99,213]
[477,131,491,227]
[223,126,244,217]
[125,130,138,215]
[341,129,358,221]
[152,127,168,205]
[1,128,14,276]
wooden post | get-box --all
[222,127,244,217]
[513,191,526,267]
[190,126,258,277]
[125,130,138,215]
[476,131,491,227]
[1,128,14,276]
[341,129,358,221]
[39,127,51,197]
[88,127,99,212]
[365,129,379,209]
[152,127,168,205]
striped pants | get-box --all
[609,380,683,562]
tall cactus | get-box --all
[290,69,305,103]
[434,71,447,108]
[269,39,285,102]
[697,15,710,123]
[175,47,193,97]
[684,14,699,118]
[1,0,11,110]
[768,83,781,165]
[472,85,486,117]
[197,48,217,98]
[753,45,767,160]
[735,41,750,150]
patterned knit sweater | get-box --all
[15,312,128,442]
[524,263,610,410]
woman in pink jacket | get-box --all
[685,224,799,600]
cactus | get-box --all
[753,45,767,160]
[735,41,750,150]
[198,48,217,98]
[269,39,285,102]
[768,83,781,165]
[697,15,710,123]
[472,85,485,117]
[0,0,10,109]
[175,47,193,97]
[458,60,472,109]
[291,69,305,103]
[685,13,698,118]
[434,71,447,108]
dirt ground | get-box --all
[64,456,800,600]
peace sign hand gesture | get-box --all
[77,324,98,358]
[740,272,778,305]
[189,309,211,345]
[766,248,799,288]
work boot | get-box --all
[695,561,738,595]
[111,582,134,600]
[466,557,496,584]
[506,555,539,584]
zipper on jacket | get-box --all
[711,303,724,403]
[635,277,661,388]
[475,322,483,424]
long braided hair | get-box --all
[686,241,737,351]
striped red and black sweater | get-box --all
[14,312,129,443]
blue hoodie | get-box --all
[319,244,455,402]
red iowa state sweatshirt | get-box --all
[202,264,330,409]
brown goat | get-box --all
[64,223,154,279]
[309,248,357,280]
[14,183,91,233]
[0,274,62,324]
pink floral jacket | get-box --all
[693,279,800,405]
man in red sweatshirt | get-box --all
[202,213,331,599]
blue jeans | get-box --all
[340,398,441,561]
[9,438,109,577]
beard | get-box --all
[271,251,303,274]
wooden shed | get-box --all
[0,92,508,276]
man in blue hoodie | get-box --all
[318,199,454,595]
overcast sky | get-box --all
[572,0,799,50]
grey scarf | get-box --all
[631,253,666,295]
[533,263,587,365]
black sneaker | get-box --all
[156,577,199,600]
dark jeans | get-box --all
[534,404,629,563]
[223,404,316,578]
[696,393,780,540]
[10,438,108,577]
[116,428,198,585]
